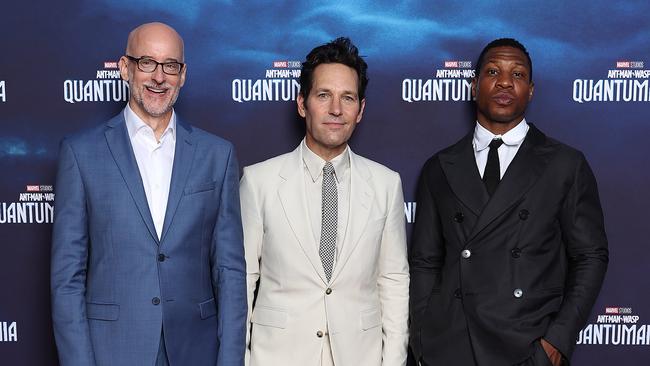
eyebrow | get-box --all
[139,55,182,63]
[315,87,358,95]
[484,60,528,68]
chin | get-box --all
[144,106,171,118]
[144,105,172,117]
[489,113,521,124]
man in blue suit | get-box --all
[51,22,247,366]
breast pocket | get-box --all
[363,216,387,238]
[368,215,387,227]
[184,180,217,195]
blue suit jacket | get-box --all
[51,112,247,366]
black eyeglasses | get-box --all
[126,55,185,75]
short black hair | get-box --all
[299,37,368,103]
[475,38,533,82]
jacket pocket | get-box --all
[199,297,217,319]
[537,286,564,295]
[86,302,119,321]
[360,307,381,330]
[184,181,217,195]
[366,216,387,231]
[251,306,287,329]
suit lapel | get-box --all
[160,118,196,242]
[467,124,552,242]
[277,147,328,284]
[330,151,374,284]
[104,114,159,243]
[439,133,490,217]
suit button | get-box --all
[519,209,530,220]
[158,254,166,262]
[325,288,332,295]
[461,249,471,259]
[511,248,521,258]
[316,330,324,338]
[454,288,462,299]
[152,297,161,305]
[513,289,523,298]
[453,212,464,223]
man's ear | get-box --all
[119,56,130,82]
[297,93,307,118]
[471,77,478,100]
[179,64,187,88]
[355,98,366,124]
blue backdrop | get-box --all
[1,1,649,364]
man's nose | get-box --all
[496,72,513,88]
[151,64,165,83]
[329,97,342,116]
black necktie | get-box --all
[483,138,503,196]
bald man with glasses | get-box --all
[51,22,247,366]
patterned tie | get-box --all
[483,138,504,196]
[320,162,337,282]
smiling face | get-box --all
[119,23,186,127]
[472,46,534,134]
[297,63,365,160]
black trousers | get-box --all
[516,341,554,366]
[419,341,554,366]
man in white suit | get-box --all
[240,37,409,366]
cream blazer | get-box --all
[241,145,409,366]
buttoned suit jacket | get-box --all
[409,124,608,365]
[240,145,410,366]
[51,113,247,366]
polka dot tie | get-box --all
[320,162,337,282]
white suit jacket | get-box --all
[241,145,409,366]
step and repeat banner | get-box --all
[1,1,649,365]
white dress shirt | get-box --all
[301,140,350,268]
[473,119,529,179]
[124,105,176,239]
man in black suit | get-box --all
[408,38,608,366]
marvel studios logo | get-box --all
[272,60,301,68]
[615,61,644,69]
[26,185,53,192]
[444,60,472,68]
[605,306,632,314]
[104,61,119,69]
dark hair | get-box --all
[475,38,533,82]
[299,37,368,103]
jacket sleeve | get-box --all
[378,173,410,366]
[408,158,445,362]
[544,153,609,360]
[211,145,248,366]
[239,167,264,366]
[50,139,97,366]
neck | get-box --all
[305,139,346,162]
[477,117,523,136]
[129,101,172,141]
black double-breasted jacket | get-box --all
[409,124,608,365]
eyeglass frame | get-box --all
[125,55,185,75]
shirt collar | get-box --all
[301,139,350,183]
[473,118,529,152]
[124,103,176,142]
